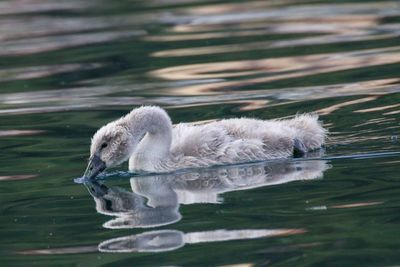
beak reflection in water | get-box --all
[83,154,106,179]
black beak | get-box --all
[83,154,106,180]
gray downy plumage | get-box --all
[84,106,327,178]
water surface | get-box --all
[1,0,400,266]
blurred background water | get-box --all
[1,0,400,266]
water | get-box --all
[1,0,400,266]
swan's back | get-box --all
[170,114,325,168]
[217,114,325,150]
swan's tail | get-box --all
[288,113,327,151]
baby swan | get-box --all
[83,106,326,179]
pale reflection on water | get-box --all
[1,78,399,116]
[0,31,146,56]
[0,63,102,82]
[159,2,399,25]
[0,0,399,125]
[150,47,400,93]
[83,160,328,253]
[98,228,306,253]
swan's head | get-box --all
[83,120,135,179]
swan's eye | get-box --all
[101,143,108,149]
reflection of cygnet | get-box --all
[86,160,329,230]
[98,228,306,253]
[86,181,181,229]
[134,160,329,205]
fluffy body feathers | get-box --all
[89,106,326,173]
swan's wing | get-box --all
[171,121,293,162]
[214,116,325,151]
[170,115,325,164]
[171,123,231,158]
[211,118,274,139]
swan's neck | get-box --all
[126,107,173,171]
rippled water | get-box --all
[1,0,400,266]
